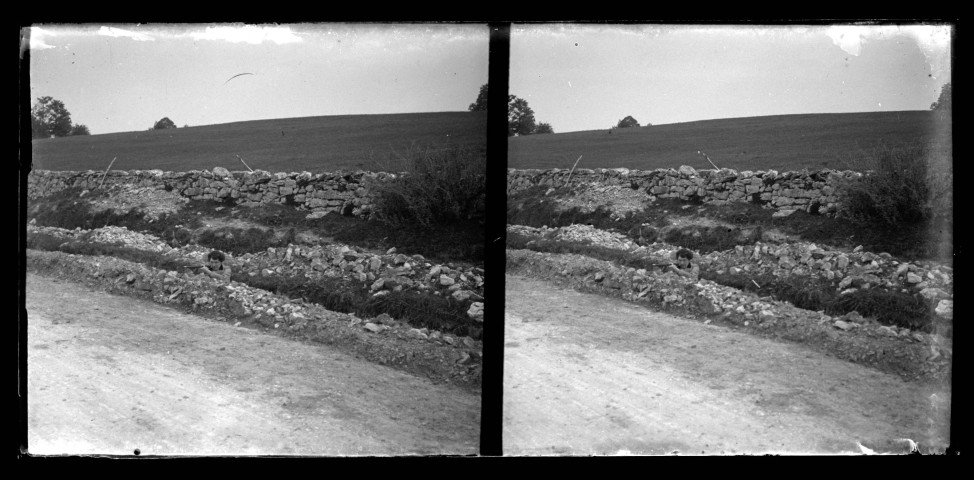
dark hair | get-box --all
[675,248,694,260]
[207,250,226,262]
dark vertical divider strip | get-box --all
[18,28,32,456]
[480,22,510,457]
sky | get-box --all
[26,23,490,135]
[510,23,953,133]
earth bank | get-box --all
[28,249,483,390]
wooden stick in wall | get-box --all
[235,154,255,173]
[98,156,117,189]
[565,155,583,187]
[697,150,721,170]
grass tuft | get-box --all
[27,232,191,272]
[241,273,481,338]
[195,227,281,255]
[662,225,762,253]
[827,288,932,331]
[700,269,937,331]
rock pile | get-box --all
[700,242,952,300]
[27,223,486,324]
[508,225,953,317]
[84,225,175,253]
[235,244,485,305]
[508,224,640,252]
[545,184,652,219]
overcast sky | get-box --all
[27,23,490,135]
[510,23,952,133]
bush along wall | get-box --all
[28,167,486,221]
[507,165,863,217]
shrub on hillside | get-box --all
[367,144,486,228]
[835,140,952,227]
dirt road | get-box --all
[503,275,950,455]
[25,272,480,456]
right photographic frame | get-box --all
[503,22,953,456]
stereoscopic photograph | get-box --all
[24,23,488,456]
[504,23,952,455]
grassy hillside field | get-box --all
[508,110,950,172]
[30,111,487,173]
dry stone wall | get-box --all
[508,165,864,216]
[27,168,398,218]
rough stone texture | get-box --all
[27,223,487,322]
[506,247,950,382]
[935,300,953,320]
[508,166,866,216]
[510,224,638,252]
[467,302,484,322]
[26,249,484,388]
[507,225,953,319]
[29,168,485,221]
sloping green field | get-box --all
[30,111,487,173]
[508,110,950,172]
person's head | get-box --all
[675,248,694,267]
[207,250,226,268]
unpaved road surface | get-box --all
[25,272,480,456]
[504,275,950,455]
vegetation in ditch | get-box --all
[26,231,194,272]
[699,268,938,333]
[195,227,295,256]
[662,225,763,254]
[240,273,481,339]
[508,230,940,333]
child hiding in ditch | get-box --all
[200,250,232,282]
[667,248,700,281]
